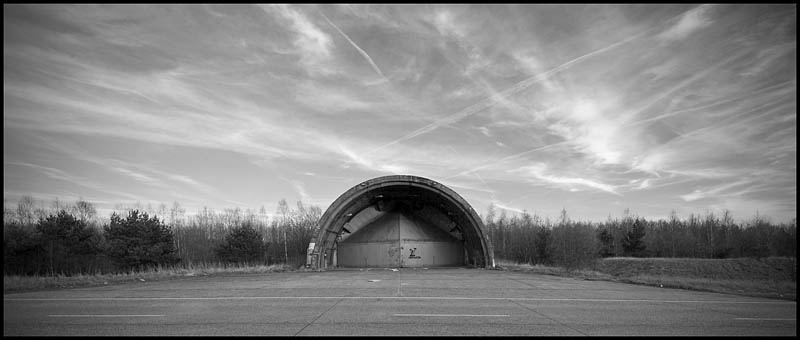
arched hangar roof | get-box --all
[310,175,495,269]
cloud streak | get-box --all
[4,4,795,223]
[337,143,408,175]
[320,11,388,82]
[366,23,652,155]
[267,5,334,76]
[521,164,621,196]
[658,5,713,41]
[5,161,145,202]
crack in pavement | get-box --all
[505,273,572,299]
[294,296,344,336]
[508,298,588,336]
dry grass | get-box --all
[3,262,299,293]
[593,257,796,281]
[497,257,796,301]
[495,260,615,280]
[6,258,796,301]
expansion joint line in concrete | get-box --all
[397,280,403,297]
[508,298,588,336]
[294,296,344,336]
[505,275,538,289]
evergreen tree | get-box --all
[597,226,615,257]
[37,210,103,274]
[3,221,42,275]
[103,210,179,271]
[215,221,266,263]
[622,218,647,257]
[534,224,551,264]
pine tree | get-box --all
[103,210,179,271]
[622,218,647,257]
[215,221,266,263]
[37,210,103,274]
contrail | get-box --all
[446,145,497,199]
[619,49,749,124]
[320,12,388,81]
[444,140,570,180]
[624,79,796,128]
[364,6,711,156]
[364,28,650,156]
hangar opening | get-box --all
[307,175,495,269]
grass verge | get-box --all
[496,257,796,301]
[5,257,796,301]
[3,262,301,294]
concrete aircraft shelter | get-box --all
[307,175,495,269]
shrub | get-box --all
[215,222,266,264]
[3,221,42,275]
[37,210,105,274]
[622,218,647,257]
[103,210,179,271]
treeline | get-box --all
[3,196,796,276]
[485,205,797,270]
[3,197,320,276]
[172,199,320,266]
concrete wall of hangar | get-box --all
[336,206,465,267]
[308,175,495,269]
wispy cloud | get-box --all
[6,161,77,184]
[337,143,408,175]
[320,12,388,82]
[519,163,621,196]
[658,5,714,41]
[108,165,160,186]
[366,23,649,155]
[623,80,796,129]
[283,178,312,204]
[680,179,756,202]
[433,9,465,38]
[445,141,570,180]
[5,161,144,201]
[293,80,375,113]
[492,200,526,215]
[620,47,751,125]
[4,5,795,223]
[24,134,219,199]
[266,5,334,76]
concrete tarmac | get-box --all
[3,268,796,336]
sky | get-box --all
[3,4,797,224]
